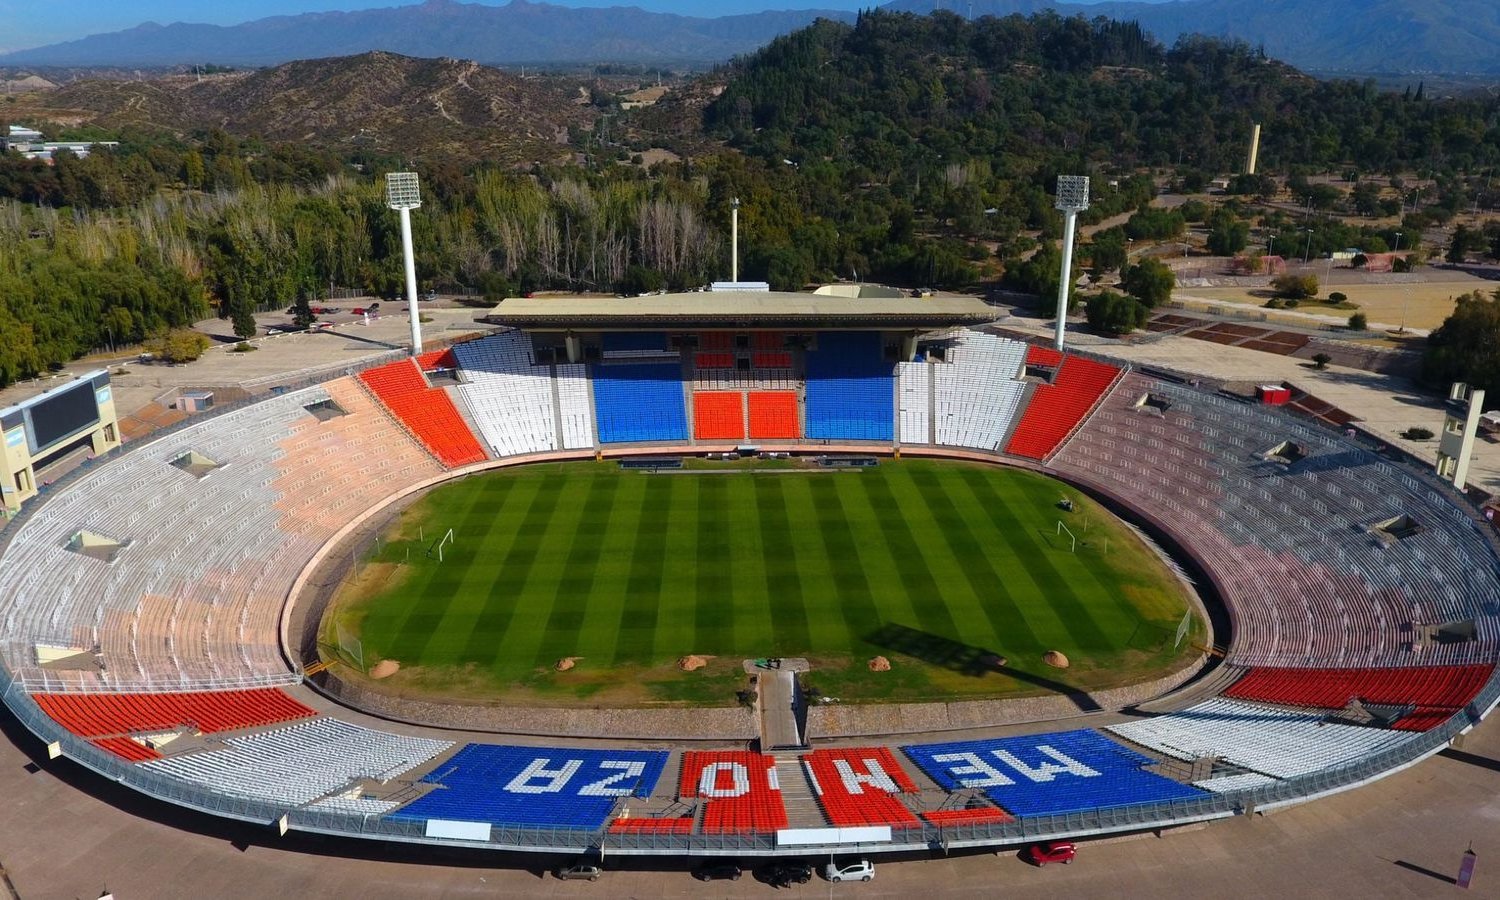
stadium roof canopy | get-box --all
[481,291,996,331]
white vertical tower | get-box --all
[1436,382,1486,489]
[386,172,424,355]
[1053,175,1090,351]
[731,197,742,283]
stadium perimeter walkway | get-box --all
[0,707,1493,899]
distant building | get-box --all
[2,124,119,162]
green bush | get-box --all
[1402,427,1434,440]
[1347,312,1368,330]
[231,341,257,353]
[1085,290,1151,336]
[1311,352,1332,370]
[1271,273,1319,299]
[1329,291,1347,303]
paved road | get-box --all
[0,707,1494,900]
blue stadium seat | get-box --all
[592,363,689,443]
[805,332,893,440]
[902,730,1202,817]
[389,744,670,830]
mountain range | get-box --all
[2,0,1499,75]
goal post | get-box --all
[427,527,455,562]
[1174,610,1193,649]
[1056,520,1076,553]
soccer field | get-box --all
[330,459,1200,705]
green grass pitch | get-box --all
[331,459,1200,704]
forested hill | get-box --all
[883,1,1500,76]
[709,12,1500,179]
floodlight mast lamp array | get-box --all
[386,172,424,355]
[1053,175,1090,351]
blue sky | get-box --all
[0,1,855,53]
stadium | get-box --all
[0,281,1497,886]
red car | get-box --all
[1025,840,1076,866]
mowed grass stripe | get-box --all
[531,472,619,668]
[859,469,960,641]
[805,477,880,654]
[727,476,774,651]
[830,471,923,641]
[490,474,596,667]
[958,468,1116,650]
[454,472,567,664]
[654,477,699,659]
[401,475,535,665]
[884,464,1003,651]
[612,476,673,665]
[905,464,1042,654]
[755,477,812,652]
[780,477,851,653]
[695,477,734,653]
[372,475,498,659]
[577,473,648,664]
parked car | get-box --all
[756,860,813,886]
[1025,840,1077,866]
[825,859,875,883]
[692,861,742,881]
[554,861,602,881]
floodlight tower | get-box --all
[386,171,424,355]
[731,197,742,283]
[1053,175,1090,351]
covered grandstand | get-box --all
[0,294,1497,861]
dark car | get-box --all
[693,861,742,881]
[1025,840,1077,866]
[554,861,602,881]
[756,860,813,886]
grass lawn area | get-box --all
[324,459,1202,706]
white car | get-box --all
[825,859,874,883]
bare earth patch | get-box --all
[868,656,891,672]
[554,657,581,672]
[678,655,712,672]
[369,659,400,679]
[1043,650,1071,669]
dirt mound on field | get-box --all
[369,659,400,679]
[1043,650,1070,669]
[982,653,1008,669]
[867,656,891,672]
[554,657,581,672]
[678,655,711,671]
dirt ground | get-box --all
[1185,279,1491,332]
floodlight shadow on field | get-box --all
[865,622,1101,712]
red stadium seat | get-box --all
[358,359,486,467]
[1005,353,1121,460]
[679,751,788,834]
[747,391,799,440]
[694,392,746,440]
[921,806,1013,826]
[1225,664,1493,730]
[803,748,921,827]
[33,689,317,760]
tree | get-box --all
[1121,257,1175,307]
[1085,290,1149,335]
[147,329,211,364]
[230,297,258,340]
[1348,312,1368,330]
[1271,273,1319,299]
[1448,224,1472,264]
[1424,290,1500,399]
[1087,227,1128,279]
[1311,352,1332,370]
[1206,214,1249,256]
[291,289,316,330]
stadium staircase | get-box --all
[775,757,829,829]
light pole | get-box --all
[1053,175,1091,351]
[1302,227,1314,264]
[386,172,424,355]
[1393,231,1403,254]
[731,197,741,283]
